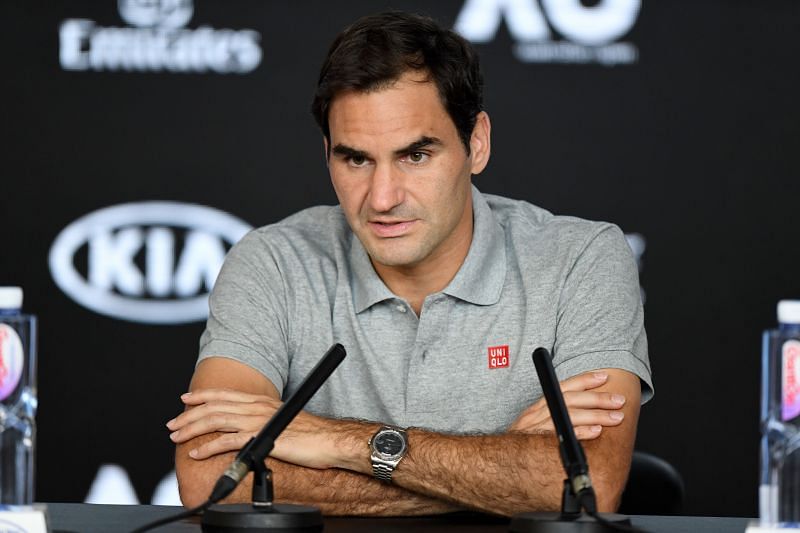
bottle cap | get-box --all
[778,300,800,324]
[0,287,23,310]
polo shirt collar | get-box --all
[442,186,506,306]
[348,185,507,313]
[349,233,395,314]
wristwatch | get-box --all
[369,425,408,482]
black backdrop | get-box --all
[2,0,799,517]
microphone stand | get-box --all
[200,343,347,532]
[509,348,636,533]
[202,468,322,532]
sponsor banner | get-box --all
[85,465,180,506]
[455,0,641,66]
[49,201,252,324]
[59,0,262,74]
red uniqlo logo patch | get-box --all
[488,345,510,369]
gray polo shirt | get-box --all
[198,186,652,434]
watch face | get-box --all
[375,431,405,456]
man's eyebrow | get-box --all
[331,136,442,159]
[394,136,442,156]
[331,144,369,159]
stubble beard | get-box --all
[360,228,434,269]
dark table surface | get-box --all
[43,503,755,533]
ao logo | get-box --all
[455,0,641,65]
[49,202,252,325]
[117,0,194,29]
[455,0,641,46]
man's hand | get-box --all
[167,389,344,469]
[508,371,626,440]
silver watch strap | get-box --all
[372,461,395,482]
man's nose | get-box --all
[367,161,404,213]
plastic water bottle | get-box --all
[0,287,37,505]
[761,300,800,526]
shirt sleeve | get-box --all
[198,229,291,396]
[552,224,653,402]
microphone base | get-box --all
[509,512,631,532]
[201,503,322,532]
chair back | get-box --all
[618,451,685,515]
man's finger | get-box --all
[167,400,274,430]
[558,371,609,393]
[170,413,262,443]
[562,390,626,410]
[565,408,625,428]
[180,388,269,405]
[509,406,623,433]
[189,432,252,460]
[574,425,603,440]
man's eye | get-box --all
[407,152,428,164]
[349,155,367,167]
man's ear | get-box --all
[323,136,330,166]
[469,111,491,175]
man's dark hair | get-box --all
[311,11,484,154]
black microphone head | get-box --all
[532,347,551,365]
[330,343,347,362]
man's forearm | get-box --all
[326,410,633,515]
[298,418,575,516]
[326,372,639,516]
[341,427,630,516]
[394,430,563,515]
[175,436,459,516]
[332,427,566,516]
[269,458,460,515]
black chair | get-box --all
[618,451,685,515]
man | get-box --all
[169,11,652,516]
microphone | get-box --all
[202,343,347,532]
[129,344,347,533]
[209,342,347,503]
[531,347,597,514]
[510,347,639,533]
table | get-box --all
[45,503,753,533]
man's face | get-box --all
[326,71,490,274]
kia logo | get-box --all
[49,202,252,325]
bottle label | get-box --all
[783,339,800,421]
[0,324,24,401]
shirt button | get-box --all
[396,305,406,313]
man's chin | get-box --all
[363,245,425,270]
[368,254,420,269]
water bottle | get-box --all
[0,287,37,505]
[760,300,800,526]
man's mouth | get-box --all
[367,220,416,238]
